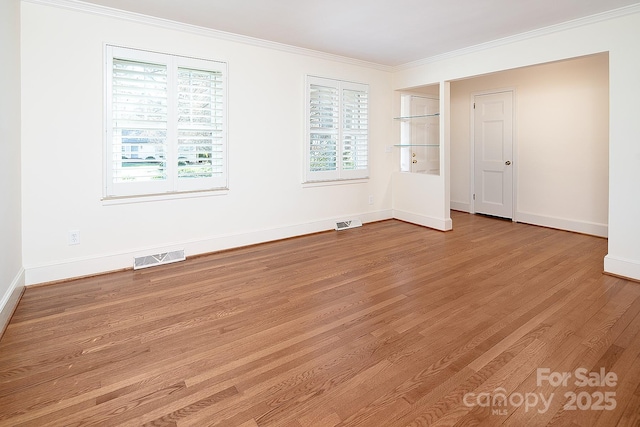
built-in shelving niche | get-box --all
[394,86,440,175]
[391,83,452,232]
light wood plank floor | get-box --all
[1,212,640,426]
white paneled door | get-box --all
[473,91,514,219]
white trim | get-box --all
[394,3,640,71]
[1,268,25,333]
[302,178,368,188]
[469,92,475,214]
[22,0,640,72]
[101,188,229,205]
[604,255,640,282]
[24,0,393,72]
[392,209,452,231]
[23,210,393,285]
[515,211,608,238]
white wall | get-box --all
[20,2,394,284]
[390,84,453,232]
[18,2,640,284]
[450,54,609,237]
[393,8,640,280]
[0,0,24,328]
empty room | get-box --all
[2,0,640,425]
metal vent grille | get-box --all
[134,250,185,270]
[335,219,363,231]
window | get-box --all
[105,46,227,198]
[305,76,368,182]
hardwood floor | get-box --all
[1,211,639,426]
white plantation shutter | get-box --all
[175,57,227,191]
[108,50,169,196]
[308,79,339,181]
[341,85,368,179]
[306,76,368,182]
[105,46,227,197]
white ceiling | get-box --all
[79,0,639,66]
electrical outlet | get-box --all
[368,195,374,205]
[68,230,80,245]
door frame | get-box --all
[469,88,517,220]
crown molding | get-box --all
[393,2,640,72]
[22,0,640,74]
[22,0,395,72]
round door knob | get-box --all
[505,160,511,165]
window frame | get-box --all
[304,75,369,183]
[104,45,228,199]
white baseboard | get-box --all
[515,211,608,238]
[450,201,471,213]
[392,209,452,231]
[24,210,393,286]
[1,268,25,335]
[604,255,640,282]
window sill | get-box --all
[302,178,368,188]
[102,188,229,205]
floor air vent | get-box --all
[335,219,363,231]
[134,250,185,270]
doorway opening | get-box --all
[450,53,609,238]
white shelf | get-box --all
[393,113,440,121]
